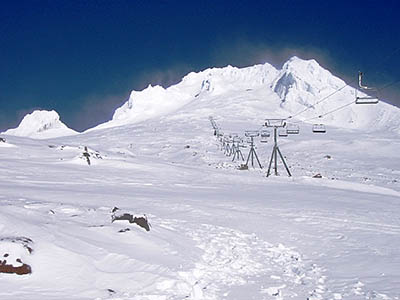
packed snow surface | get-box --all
[1,57,400,299]
[2,110,78,139]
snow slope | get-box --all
[2,110,78,139]
[91,56,400,133]
[0,57,400,300]
[91,62,279,131]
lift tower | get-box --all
[265,119,291,177]
[244,131,262,169]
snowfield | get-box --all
[1,57,400,299]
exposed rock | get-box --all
[0,237,33,275]
[112,213,151,231]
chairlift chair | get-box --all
[233,136,242,143]
[355,72,379,104]
[278,128,288,137]
[312,124,326,133]
[265,119,286,128]
[245,130,260,138]
[286,124,300,134]
[260,130,271,143]
[355,90,379,104]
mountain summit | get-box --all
[3,110,78,139]
[91,56,400,133]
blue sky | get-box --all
[1,0,399,131]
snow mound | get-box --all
[3,110,78,139]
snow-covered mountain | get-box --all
[2,110,78,139]
[91,56,400,133]
[1,57,400,300]
[6,57,400,136]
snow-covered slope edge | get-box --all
[89,56,400,134]
[2,110,78,139]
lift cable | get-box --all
[300,100,356,123]
[287,78,357,120]
[291,77,399,125]
[287,47,400,121]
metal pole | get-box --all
[246,148,251,166]
[239,150,244,161]
[253,147,263,169]
[274,127,278,175]
[277,146,292,177]
[266,147,275,177]
[252,138,255,167]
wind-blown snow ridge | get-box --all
[2,110,78,139]
[90,56,400,133]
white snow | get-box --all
[0,56,400,299]
[2,110,78,139]
[89,56,400,134]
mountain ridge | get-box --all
[3,56,400,138]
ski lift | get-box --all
[278,128,288,137]
[233,136,241,142]
[217,132,223,141]
[245,130,259,137]
[286,123,300,134]
[238,138,247,148]
[312,124,326,133]
[229,133,238,138]
[355,72,379,104]
[265,119,286,128]
[260,130,270,143]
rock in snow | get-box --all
[2,110,78,139]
